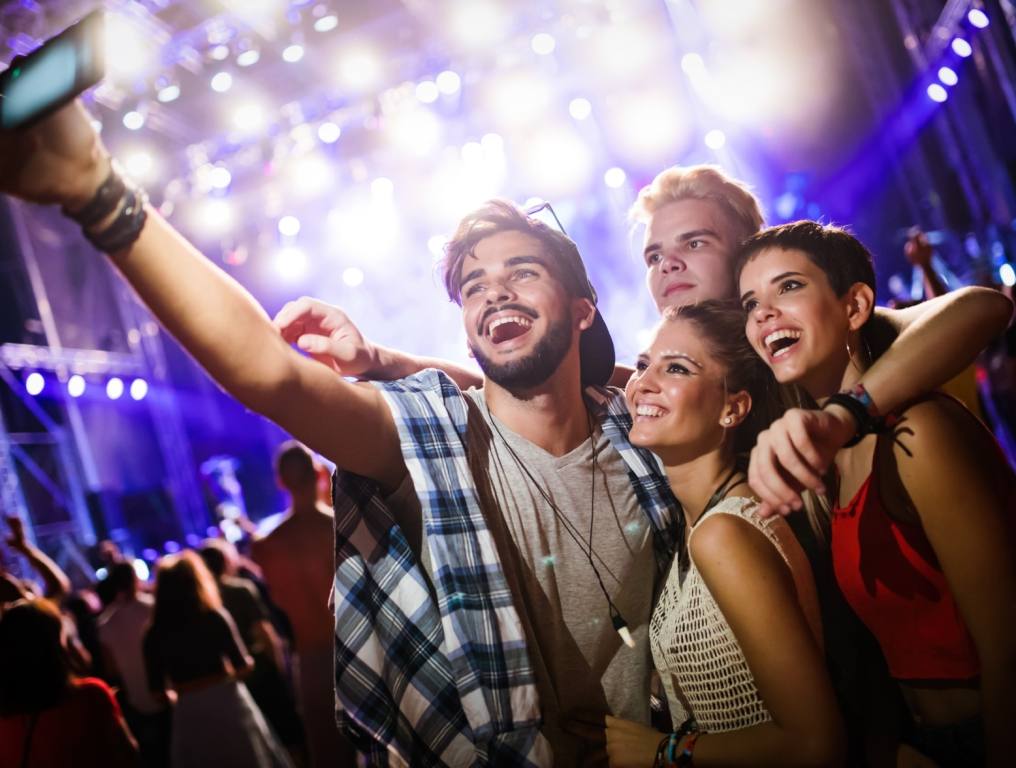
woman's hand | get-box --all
[604,715,664,768]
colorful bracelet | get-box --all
[674,731,700,767]
[823,382,883,447]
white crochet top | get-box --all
[649,496,822,733]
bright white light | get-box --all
[211,71,234,92]
[342,267,365,287]
[132,559,150,581]
[282,44,305,63]
[436,70,461,95]
[951,38,973,57]
[104,14,159,84]
[278,215,301,237]
[318,122,341,143]
[285,154,334,198]
[704,129,726,149]
[427,235,447,257]
[106,377,124,400]
[68,375,86,398]
[531,33,556,55]
[518,125,592,198]
[1000,263,1016,287]
[274,246,309,281]
[486,70,552,125]
[232,102,266,132]
[387,108,442,155]
[123,150,156,182]
[569,97,592,120]
[25,373,44,396]
[968,9,989,28]
[157,84,180,103]
[130,378,148,401]
[195,198,235,236]
[927,83,948,103]
[96,567,108,581]
[448,3,508,48]
[210,45,230,61]
[371,177,394,201]
[326,204,398,261]
[938,66,958,86]
[123,111,145,130]
[339,48,381,89]
[209,166,232,189]
[461,141,484,165]
[237,49,260,67]
[416,80,439,103]
[604,167,626,188]
[681,53,706,77]
[603,91,690,165]
[314,14,338,32]
[481,132,504,153]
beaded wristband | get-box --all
[674,731,700,767]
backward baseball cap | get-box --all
[443,199,616,387]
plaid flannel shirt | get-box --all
[332,370,679,766]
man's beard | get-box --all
[471,312,573,392]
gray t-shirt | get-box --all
[388,388,656,763]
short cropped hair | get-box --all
[441,199,587,304]
[630,165,765,246]
[734,220,876,300]
[274,441,317,492]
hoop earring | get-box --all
[846,338,864,375]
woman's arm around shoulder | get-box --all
[687,509,845,766]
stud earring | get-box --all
[722,416,733,425]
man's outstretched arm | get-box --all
[0,102,404,492]
[751,286,1013,514]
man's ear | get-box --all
[574,297,597,331]
[845,282,875,331]
[721,389,752,428]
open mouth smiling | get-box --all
[484,313,535,345]
[763,328,802,359]
[633,403,667,420]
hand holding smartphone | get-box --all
[0,10,105,132]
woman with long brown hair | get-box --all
[144,551,293,768]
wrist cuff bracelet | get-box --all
[62,161,127,227]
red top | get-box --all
[0,678,136,768]
[831,466,980,681]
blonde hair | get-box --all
[631,165,765,246]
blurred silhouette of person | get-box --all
[0,598,139,768]
[143,551,292,768]
[200,540,306,764]
[251,442,354,767]
[98,562,170,768]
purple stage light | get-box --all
[141,548,158,561]
[185,533,202,547]
[968,9,989,28]
[937,66,958,86]
[163,540,181,554]
[67,374,86,398]
[951,38,973,57]
[25,372,44,396]
[206,526,221,538]
[927,83,948,103]
[130,378,148,401]
[106,377,124,400]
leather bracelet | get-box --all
[83,184,149,254]
[653,733,671,768]
[823,391,882,447]
[62,161,127,227]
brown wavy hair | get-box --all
[150,550,222,630]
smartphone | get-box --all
[0,10,105,132]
